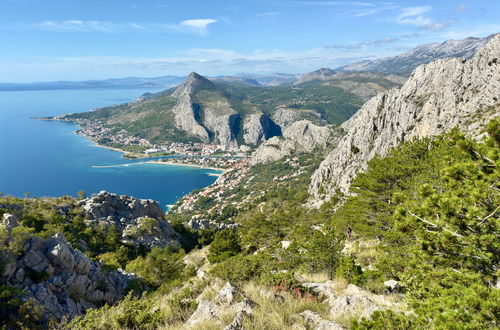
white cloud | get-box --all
[180,19,217,36]
[396,6,452,31]
[397,6,432,26]
[37,20,126,33]
[33,19,217,36]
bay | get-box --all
[0,88,219,209]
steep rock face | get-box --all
[79,191,180,248]
[1,233,135,322]
[272,107,326,130]
[171,72,241,148]
[243,113,266,145]
[171,73,212,142]
[338,34,496,75]
[309,34,500,205]
[243,112,282,146]
[251,120,336,164]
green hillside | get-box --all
[61,73,399,147]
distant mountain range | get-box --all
[2,34,496,92]
[336,33,497,75]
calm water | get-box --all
[0,88,219,208]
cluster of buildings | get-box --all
[174,158,251,213]
[145,142,237,156]
[160,156,246,169]
[76,120,150,147]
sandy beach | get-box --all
[92,160,224,173]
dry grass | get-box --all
[332,277,349,295]
[296,271,330,283]
[240,282,331,330]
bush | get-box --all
[126,247,186,288]
[207,229,242,263]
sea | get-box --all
[0,88,220,209]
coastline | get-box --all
[92,160,225,173]
[144,160,225,172]
[70,122,228,172]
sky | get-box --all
[0,0,499,82]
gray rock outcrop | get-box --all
[187,218,239,232]
[303,281,403,323]
[1,233,136,322]
[243,112,282,146]
[300,310,344,330]
[272,107,326,130]
[171,72,240,149]
[79,191,180,248]
[309,34,500,206]
[171,72,212,143]
[186,282,254,328]
[251,120,338,164]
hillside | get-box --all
[337,33,497,75]
[309,33,500,205]
[2,35,499,329]
[60,71,401,149]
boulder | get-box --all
[300,310,344,330]
[1,233,137,322]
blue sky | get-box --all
[1,0,499,82]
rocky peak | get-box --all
[171,72,215,98]
[308,34,500,206]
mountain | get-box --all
[309,34,500,206]
[3,35,499,330]
[234,73,299,86]
[60,71,402,149]
[293,68,336,85]
[0,75,186,91]
[337,34,497,75]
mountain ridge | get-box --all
[308,33,500,206]
[336,33,497,75]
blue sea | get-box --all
[0,88,219,209]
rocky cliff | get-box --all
[171,72,284,149]
[251,120,338,164]
[79,191,180,249]
[1,230,136,322]
[309,34,500,206]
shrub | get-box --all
[126,247,186,288]
[207,229,242,263]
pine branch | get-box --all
[407,210,464,238]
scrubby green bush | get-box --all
[126,246,186,288]
[207,229,242,263]
[70,293,164,330]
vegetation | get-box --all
[2,106,497,328]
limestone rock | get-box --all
[2,213,19,232]
[251,120,337,164]
[1,233,137,322]
[303,282,402,323]
[273,107,326,130]
[300,310,344,330]
[187,218,239,232]
[79,191,180,248]
[187,282,254,328]
[309,34,500,206]
[243,112,282,146]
